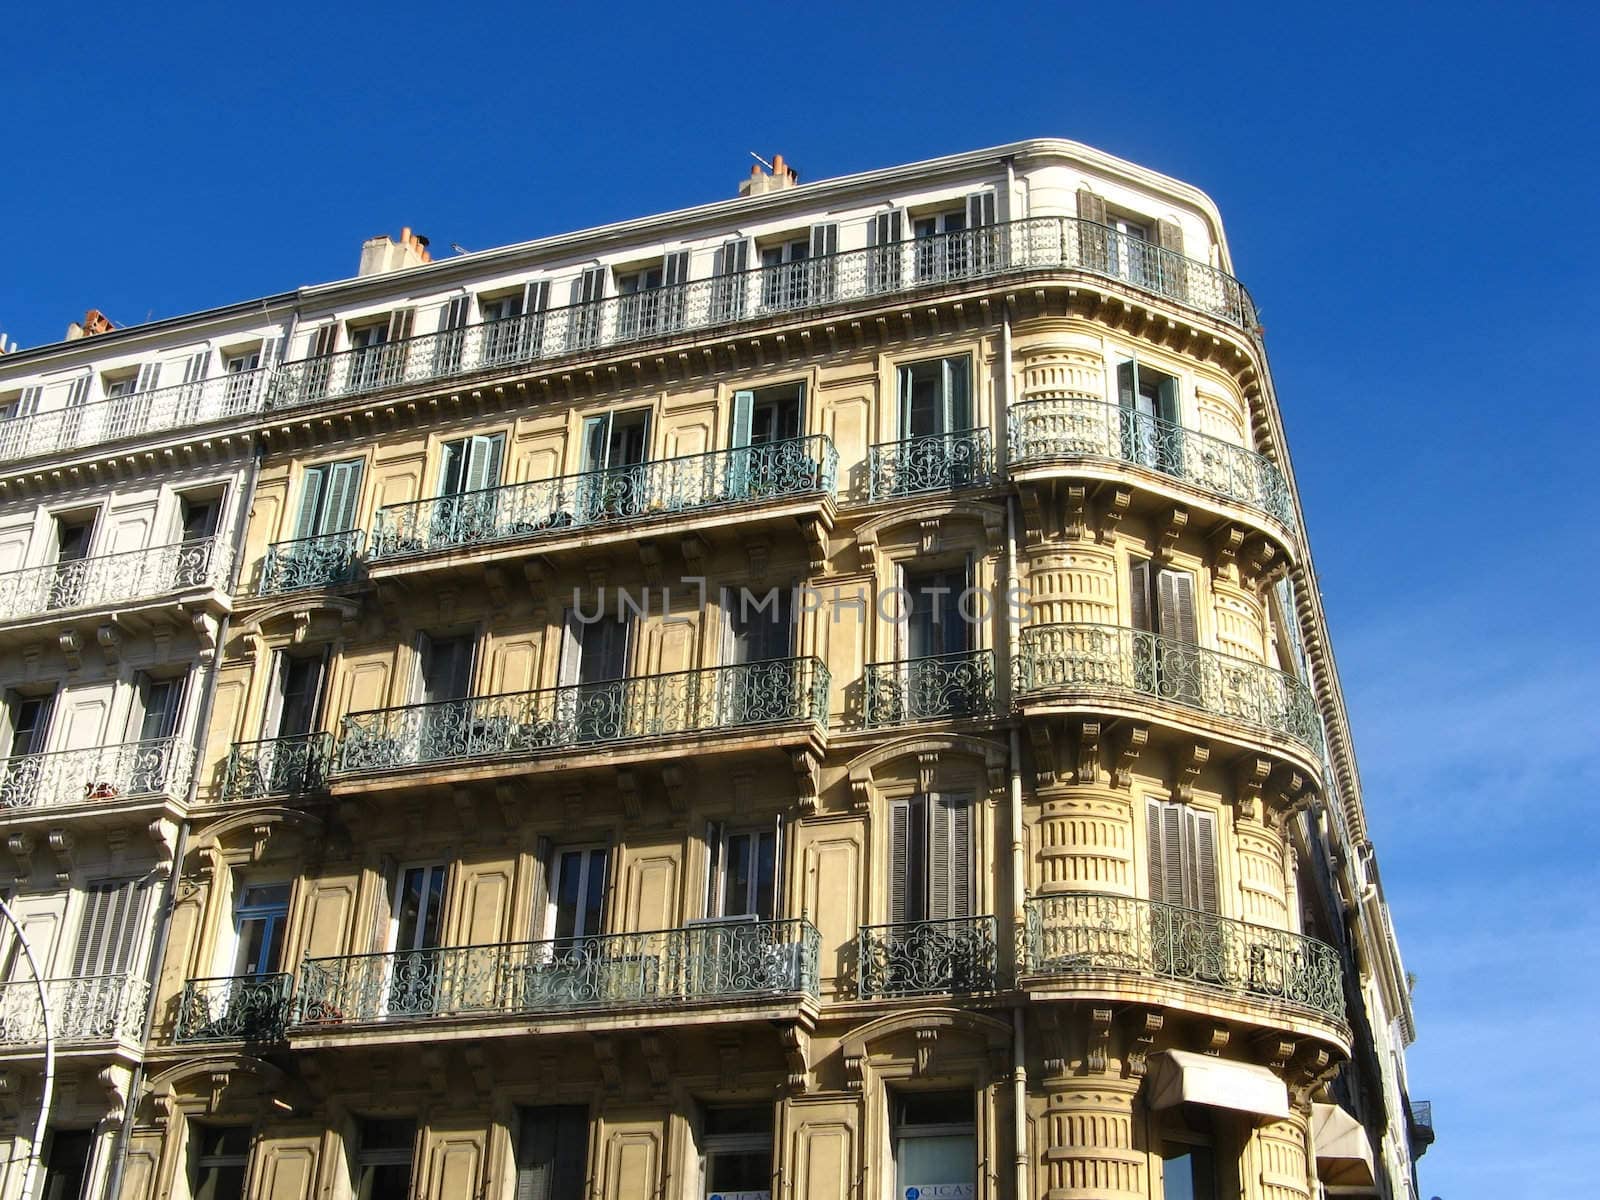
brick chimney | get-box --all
[358,227,434,277]
[65,309,115,340]
[739,153,799,198]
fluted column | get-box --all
[1024,545,1118,627]
[1039,1078,1145,1200]
[1212,577,1266,663]
[1251,1110,1313,1200]
[1235,819,1289,928]
[1036,792,1134,894]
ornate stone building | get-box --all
[0,139,1427,1199]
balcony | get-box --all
[256,530,364,595]
[294,919,819,1030]
[1008,397,1294,533]
[867,428,994,500]
[857,915,999,999]
[863,650,995,728]
[0,737,195,816]
[1023,893,1344,1022]
[0,370,271,466]
[334,657,830,781]
[1016,622,1323,758]
[0,973,150,1049]
[0,537,232,628]
[173,973,294,1044]
[269,217,1257,412]
[219,732,333,802]
[368,435,837,565]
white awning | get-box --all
[1146,1050,1290,1120]
[1312,1102,1376,1187]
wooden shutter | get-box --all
[1116,360,1138,411]
[17,386,43,416]
[771,811,785,920]
[944,357,971,431]
[1156,219,1185,255]
[67,376,91,408]
[524,280,550,314]
[257,336,282,369]
[134,362,162,393]
[965,192,996,227]
[465,434,505,492]
[291,465,327,542]
[386,308,415,342]
[716,238,749,276]
[1146,799,1185,908]
[1156,374,1179,425]
[1187,807,1219,914]
[320,460,363,534]
[181,353,208,385]
[889,798,912,925]
[662,251,690,288]
[809,223,838,257]
[1155,569,1197,645]
[262,650,290,739]
[581,414,609,472]
[704,821,724,918]
[1076,188,1107,225]
[868,211,903,246]
[1129,558,1153,633]
[576,267,606,305]
[730,390,755,449]
[72,879,149,977]
[310,324,338,357]
[929,795,972,919]
[558,610,584,689]
[442,296,470,331]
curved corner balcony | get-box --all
[1016,622,1323,759]
[368,435,836,570]
[0,369,271,467]
[863,649,996,728]
[333,657,829,785]
[292,919,819,1035]
[174,973,294,1044]
[1009,398,1295,540]
[0,537,232,632]
[269,217,1257,412]
[0,736,195,816]
[857,915,999,999]
[867,428,994,500]
[256,530,364,595]
[1023,893,1345,1027]
[219,732,334,802]
[0,973,150,1050]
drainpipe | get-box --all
[1001,306,1028,1200]
[102,439,260,1199]
[0,895,54,1200]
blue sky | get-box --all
[3,2,1596,1194]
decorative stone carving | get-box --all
[59,629,82,671]
[1111,723,1148,788]
[1122,1009,1164,1078]
[1172,741,1209,801]
[1076,720,1101,784]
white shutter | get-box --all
[465,434,505,493]
[558,611,584,689]
[1188,807,1219,915]
[72,879,150,977]
[134,362,162,393]
[319,460,363,535]
[929,794,972,920]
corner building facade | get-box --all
[0,140,1426,1200]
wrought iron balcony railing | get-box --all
[295,918,819,1027]
[173,973,294,1043]
[857,915,999,999]
[0,973,151,1046]
[257,529,364,594]
[0,369,272,465]
[369,435,837,561]
[1008,397,1294,530]
[0,736,196,812]
[0,537,232,624]
[1016,622,1323,756]
[1023,892,1344,1020]
[868,428,994,500]
[269,217,1256,410]
[220,732,334,802]
[863,649,995,727]
[335,656,830,776]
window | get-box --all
[439,433,505,497]
[730,384,804,449]
[867,211,905,294]
[265,652,325,740]
[705,824,779,921]
[890,794,972,925]
[4,690,53,758]
[291,459,364,542]
[558,611,631,742]
[223,350,260,376]
[134,672,187,742]
[350,1118,415,1200]
[347,310,413,391]
[46,513,95,610]
[548,847,607,945]
[1146,798,1219,915]
[73,878,151,978]
[189,1123,250,1200]
[387,864,448,1016]
[897,356,972,439]
[1160,1142,1218,1200]
[416,634,475,706]
[1129,558,1200,703]
[617,252,688,337]
[479,282,550,365]
[891,1091,976,1200]
[568,267,607,348]
[578,409,650,522]
[760,235,811,310]
[901,567,972,661]
[723,585,794,665]
[513,1105,588,1200]
[178,492,222,542]
[699,1105,773,1199]
[40,1128,95,1200]
[1116,361,1180,473]
[232,883,291,976]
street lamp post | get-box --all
[0,895,54,1200]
